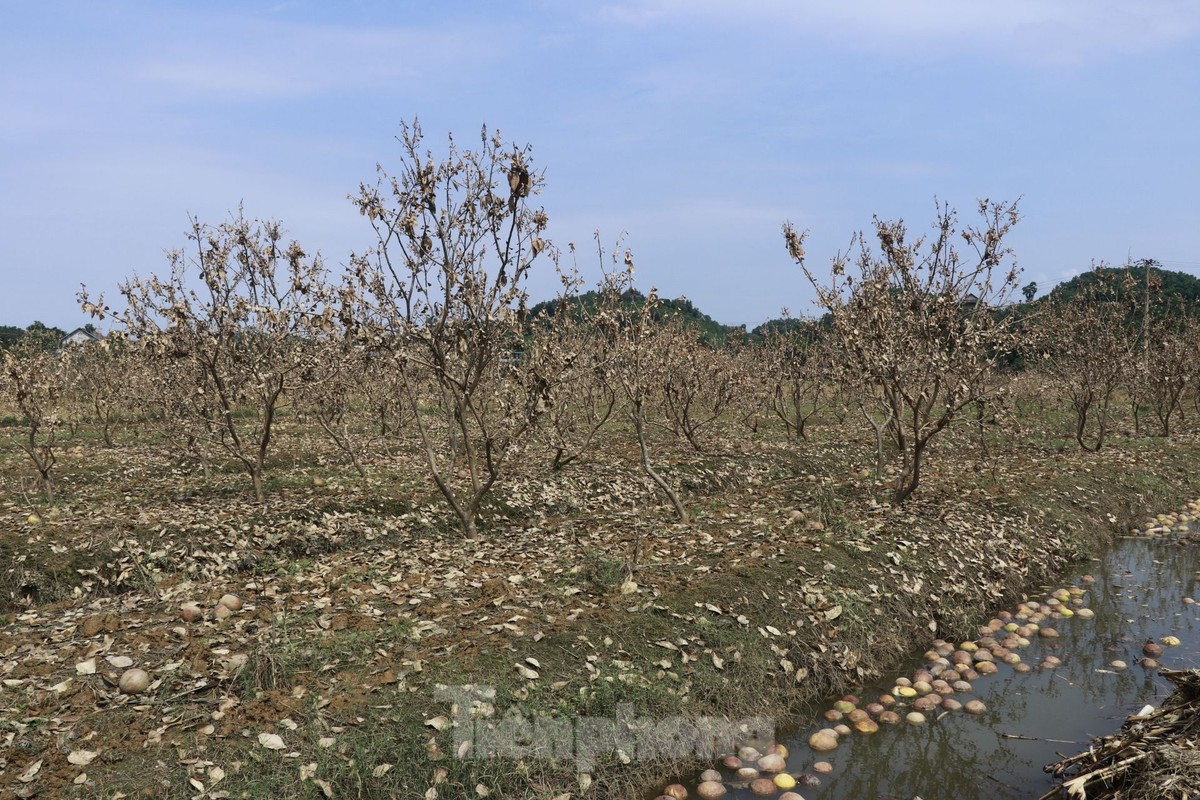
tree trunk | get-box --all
[633,402,688,523]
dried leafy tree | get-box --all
[657,317,744,452]
[346,121,556,537]
[0,333,68,499]
[526,254,620,471]
[759,321,831,442]
[1034,266,1139,452]
[295,333,374,479]
[592,256,689,522]
[81,211,334,501]
[1131,315,1197,438]
[785,199,1023,503]
[62,336,130,448]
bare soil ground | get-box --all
[2,421,1197,798]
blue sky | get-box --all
[2,1,1199,329]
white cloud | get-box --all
[597,0,1200,64]
[128,21,499,99]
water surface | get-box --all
[664,533,1200,799]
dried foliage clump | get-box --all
[1042,669,1200,800]
[81,211,335,501]
[785,199,1023,502]
[345,121,558,537]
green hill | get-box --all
[1042,264,1200,316]
[528,289,747,346]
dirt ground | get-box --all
[2,422,1198,798]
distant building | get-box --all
[60,327,104,348]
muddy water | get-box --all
[662,533,1200,800]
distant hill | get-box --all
[1041,264,1200,316]
[528,289,747,346]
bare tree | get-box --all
[346,121,556,537]
[785,199,1023,503]
[62,335,129,448]
[1034,266,1139,451]
[593,256,689,522]
[759,321,830,441]
[527,271,620,471]
[1133,316,1196,438]
[657,318,743,452]
[1,333,68,499]
[81,211,334,501]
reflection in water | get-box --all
[665,534,1200,799]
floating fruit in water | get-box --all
[778,794,803,800]
[808,729,839,752]
[757,754,786,773]
[699,769,722,782]
[833,699,856,714]
[894,686,918,698]
[834,723,851,736]
[1076,608,1095,619]
[1039,628,1060,638]
[1143,640,1164,657]
[853,717,880,734]
[906,711,926,725]
[737,767,759,780]
[964,700,987,715]
[1013,662,1032,673]
[749,778,776,796]
[1162,636,1182,647]
[912,695,940,713]
[1111,660,1128,670]
[720,756,741,770]
[1141,658,1160,669]
[774,773,797,790]
[813,761,833,774]
[696,781,726,799]
[663,785,687,799]
[879,710,901,725]
[941,697,962,712]
[738,746,761,762]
